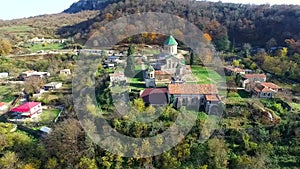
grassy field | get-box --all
[289,102,300,112]
[224,91,247,105]
[0,25,34,38]
[0,85,15,103]
[27,43,65,53]
[40,108,60,124]
[191,66,224,84]
[0,25,33,34]
[143,49,160,55]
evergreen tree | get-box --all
[190,52,194,65]
[127,45,135,56]
[125,45,135,77]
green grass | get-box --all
[40,109,60,124]
[143,49,160,55]
[0,25,33,33]
[191,66,224,84]
[27,43,65,53]
[0,85,15,103]
[289,102,300,112]
[224,92,246,105]
[128,77,145,90]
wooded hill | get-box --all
[59,0,300,51]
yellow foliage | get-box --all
[203,33,212,42]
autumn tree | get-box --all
[0,151,19,169]
[44,119,92,168]
[276,47,288,58]
[0,39,12,56]
[232,60,240,67]
[24,76,44,95]
[207,138,229,169]
[160,152,181,169]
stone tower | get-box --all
[145,65,156,88]
[164,35,178,55]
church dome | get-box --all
[164,35,178,46]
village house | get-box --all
[252,82,280,98]
[43,82,63,91]
[109,72,127,86]
[0,102,8,111]
[241,73,267,90]
[27,37,67,44]
[106,55,120,62]
[10,102,42,118]
[0,72,9,78]
[145,65,156,88]
[168,84,221,114]
[60,69,71,76]
[20,70,50,80]
[224,66,245,76]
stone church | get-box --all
[145,35,190,87]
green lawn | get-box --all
[191,66,224,84]
[128,78,145,90]
[27,43,65,53]
[224,92,246,105]
[40,109,60,124]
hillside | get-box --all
[0,10,99,41]
[59,0,300,50]
[64,0,122,13]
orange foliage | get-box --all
[203,33,212,42]
[149,32,157,41]
[105,13,113,20]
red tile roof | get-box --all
[185,65,192,71]
[109,72,125,77]
[261,82,280,89]
[225,66,245,73]
[155,70,170,75]
[11,102,41,113]
[205,95,221,102]
[141,88,168,105]
[243,74,266,79]
[141,88,168,98]
[254,86,273,93]
[0,102,5,107]
[168,84,218,95]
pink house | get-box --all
[10,102,42,118]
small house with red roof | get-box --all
[241,73,267,89]
[140,88,168,105]
[224,66,245,76]
[0,102,8,111]
[10,102,42,118]
[253,82,280,98]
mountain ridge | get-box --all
[64,0,122,13]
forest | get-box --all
[56,0,300,82]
